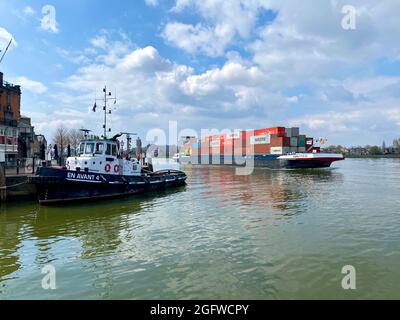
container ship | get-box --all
[182,126,344,169]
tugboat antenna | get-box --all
[95,86,117,139]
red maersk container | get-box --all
[253,144,271,155]
[270,136,291,147]
[254,127,285,137]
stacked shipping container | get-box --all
[188,126,316,156]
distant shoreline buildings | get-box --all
[323,141,400,156]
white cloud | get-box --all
[56,47,91,65]
[11,77,48,94]
[163,22,228,57]
[118,46,170,72]
[23,6,36,16]
[145,0,159,7]
[249,0,400,86]
[90,35,108,50]
[289,111,362,133]
[344,76,400,98]
[0,27,17,50]
[163,0,400,85]
[163,0,269,56]
[385,109,400,127]
[180,62,266,96]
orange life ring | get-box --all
[105,164,111,172]
[114,164,120,173]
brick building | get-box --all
[0,71,20,163]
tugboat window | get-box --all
[106,143,112,155]
[79,143,85,155]
[112,144,118,157]
[95,143,104,154]
[85,143,95,154]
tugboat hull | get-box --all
[33,167,187,204]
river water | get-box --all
[1,158,400,299]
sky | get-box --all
[1,0,400,147]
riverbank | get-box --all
[0,176,37,202]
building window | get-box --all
[6,92,11,107]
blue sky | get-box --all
[1,0,400,146]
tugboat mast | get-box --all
[95,86,116,139]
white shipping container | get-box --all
[270,146,290,155]
[270,147,283,155]
[250,134,271,145]
[210,140,220,148]
[226,131,240,139]
[290,137,298,147]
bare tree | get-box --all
[393,138,400,152]
[69,129,85,156]
[53,126,71,159]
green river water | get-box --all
[1,158,400,299]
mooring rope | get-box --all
[0,179,30,190]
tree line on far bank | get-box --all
[52,126,85,159]
[323,138,400,156]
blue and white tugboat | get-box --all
[34,87,187,205]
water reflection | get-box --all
[193,166,342,219]
[0,165,353,299]
[0,211,22,281]
[0,188,185,289]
